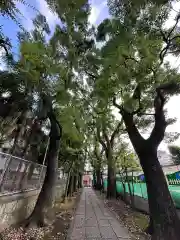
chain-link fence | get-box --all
[0,152,46,195]
[56,168,67,186]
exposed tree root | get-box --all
[145,218,153,235]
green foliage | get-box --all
[168,145,180,165]
[1,0,180,186]
[94,0,180,134]
[116,144,141,172]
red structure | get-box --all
[82,174,92,187]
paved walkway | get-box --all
[68,188,131,240]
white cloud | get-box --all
[15,0,58,31]
[0,49,7,70]
[36,0,58,28]
[164,1,180,29]
[88,0,107,25]
[15,2,34,30]
[89,6,100,25]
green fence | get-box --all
[103,179,180,208]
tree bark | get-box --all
[100,171,104,192]
[122,181,127,202]
[95,168,102,190]
[120,106,180,239]
[93,171,96,188]
[145,215,154,235]
[24,110,61,228]
[125,168,134,208]
[139,146,180,240]
[67,175,73,197]
[107,161,116,198]
[73,175,77,193]
[78,173,82,188]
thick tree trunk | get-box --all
[139,147,180,240]
[67,175,72,197]
[78,173,82,188]
[107,163,116,199]
[70,175,74,196]
[95,168,102,190]
[24,111,61,228]
[100,172,104,192]
[73,175,77,193]
[93,171,96,188]
[120,106,180,239]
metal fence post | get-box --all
[38,137,49,188]
[0,154,12,192]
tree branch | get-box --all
[121,108,144,151]
[96,126,107,152]
[159,15,180,64]
[85,70,97,79]
[102,125,111,149]
[149,88,166,147]
[113,96,122,111]
[113,96,144,150]
[110,119,123,147]
[149,82,180,146]
[167,14,180,39]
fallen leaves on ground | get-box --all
[97,192,150,240]
[1,191,81,240]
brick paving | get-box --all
[67,188,131,240]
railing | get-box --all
[0,152,46,195]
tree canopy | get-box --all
[1,0,180,238]
[168,145,180,165]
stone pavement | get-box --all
[67,188,131,240]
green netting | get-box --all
[103,180,180,208]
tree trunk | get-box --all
[11,111,27,156]
[131,171,135,202]
[96,168,102,190]
[24,110,61,228]
[22,119,37,158]
[100,172,104,192]
[70,174,74,196]
[78,173,82,188]
[120,105,180,239]
[63,163,73,202]
[122,181,127,202]
[93,171,96,188]
[107,163,116,198]
[119,172,126,201]
[67,175,72,197]
[73,175,77,193]
[10,123,21,155]
[125,168,134,208]
[139,147,180,240]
